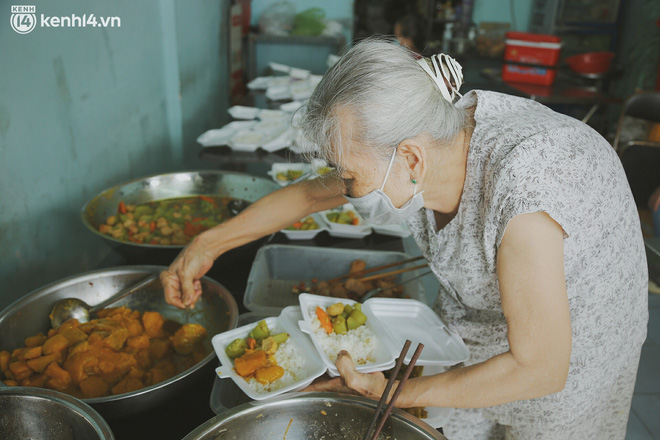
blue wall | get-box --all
[473,0,532,31]
[0,0,230,310]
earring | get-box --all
[411,178,418,184]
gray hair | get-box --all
[300,37,468,169]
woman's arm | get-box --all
[311,211,572,409]
[161,175,346,308]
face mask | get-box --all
[345,148,424,225]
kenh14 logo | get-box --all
[10,5,36,34]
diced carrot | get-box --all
[199,196,215,204]
[351,218,359,225]
[246,337,256,350]
[149,221,156,232]
[118,201,127,214]
[292,222,303,229]
[316,307,333,334]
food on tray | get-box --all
[226,320,304,392]
[384,364,428,419]
[285,216,320,231]
[98,196,249,245]
[309,302,375,365]
[0,307,208,398]
[315,166,334,176]
[291,259,405,301]
[275,169,306,182]
[325,210,360,226]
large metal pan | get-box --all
[185,392,448,440]
[81,170,281,253]
[0,387,115,440]
[0,266,238,420]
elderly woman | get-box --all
[161,39,648,438]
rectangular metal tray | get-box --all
[243,244,428,314]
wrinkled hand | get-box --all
[161,233,217,309]
[303,351,388,401]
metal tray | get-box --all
[243,245,428,314]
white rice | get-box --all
[309,308,376,365]
[243,329,306,394]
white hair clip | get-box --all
[417,54,463,103]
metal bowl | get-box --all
[81,170,281,250]
[186,392,448,440]
[0,266,238,420]
[0,387,114,440]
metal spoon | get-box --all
[49,274,159,328]
[360,270,434,303]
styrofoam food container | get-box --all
[268,163,312,186]
[196,121,257,147]
[229,129,267,151]
[371,223,412,238]
[258,109,288,121]
[366,298,469,366]
[280,213,327,240]
[298,294,398,377]
[243,245,428,315]
[212,313,326,401]
[299,295,470,377]
[228,105,260,120]
[320,204,372,238]
[247,76,273,90]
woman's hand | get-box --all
[304,351,389,401]
[161,232,217,309]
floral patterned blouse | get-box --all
[406,90,648,426]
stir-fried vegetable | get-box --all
[225,321,290,386]
[97,196,250,245]
[317,303,367,334]
[285,216,320,231]
[326,210,360,226]
[275,169,305,182]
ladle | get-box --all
[49,273,159,328]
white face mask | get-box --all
[344,148,424,225]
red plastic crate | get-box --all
[504,31,562,67]
[502,63,557,86]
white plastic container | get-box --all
[298,295,398,377]
[268,163,312,186]
[228,105,260,120]
[320,204,372,239]
[212,310,326,401]
[298,294,470,377]
[196,121,257,147]
[280,213,327,240]
[243,245,428,314]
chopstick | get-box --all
[363,340,411,440]
[369,342,425,440]
[326,256,425,285]
[355,264,429,284]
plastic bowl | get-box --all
[566,52,614,75]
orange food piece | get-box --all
[42,334,70,356]
[3,380,18,386]
[127,335,150,350]
[20,346,42,360]
[21,373,47,388]
[111,377,143,395]
[170,324,207,355]
[149,338,172,360]
[103,328,129,351]
[26,354,60,373]
[24,334,47,347]
[9,361,33,381]
[64,351,99,385]
[60,327,89,344]
[79,376,110,398]
[0,350,10,372]
[45,361,72,389]
[234,350,267,377]
[142,312,165,338]
[255,365,284,384]
[316,306,333,334]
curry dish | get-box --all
[0,307,208,398]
